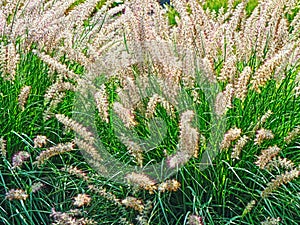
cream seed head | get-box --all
[35,142,75,165]
[0,137,6,158]
[262,167,300,198]
[125,172,157,194]
[255,145,281,169]
[73,194,91,207]
[34,135,47,148]
[254,128,274,145]
[220,127,242,150]
[12,151,30,169]
[18,86,31,111]
[6,189,28,201]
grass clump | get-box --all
[1,0,300,224]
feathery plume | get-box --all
[188,215,204,225]
[74,138,103,163]
[35,142,75,165]
[43,92,66,120]
[145,94,175,119]
[11,151,30,169]
[220,127,242,150]
[94,84,109,123]
[284,126,300,144]
[255,145,281,169]
[242,200,256,216]
[259,110,273,126]
[50,208,97,225]
[0,10,6,34]
[253,110,273,131]
[168,110,199,168]
[125,172,157,194]
[56,114,95,143]
[31,182,44,193]
[44,82,75,104]
[262,167,300,198]
[266,157,295,171]
[201,56,217,83]
[88,184,121,206]
[113,102,137,128]
[215,84,234,116]
[63,165,89,182]
[121,197,144,212]
[295,86,300,98]
[251,45,294,93]
[219,55,237,82]
[0,137,6,158]
[234,66,252,101]
[119,134,143,167]
[6,189,28,201]
[73,194,91,207]
[135,200,152,225]
[157,179,181,193]
[33,50,80,81]
[33,135,47,148]
[231,135,249,160]
[18,86,31,111]
[118,76,141,109]
[0,42,20,82]
[254,128,274,145]
[261,217,281,225]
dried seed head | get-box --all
[157,179,181,192]
[74,138,103,163]
[35,142,75,165]
[119,134,143,167]
[125,172,157,194]
[219,55,237,82]
[50,208,97,225]
[121,196,144,212]
[262,167,300,198]
[254,128,274,145]
[43,92,66,120]
[0,137,6,158]
[73,194,91,207]
[44,82,75,104]
[146,94,175,119]
[253,110,273,131]
[63,165,89,182]
[94,84,109,123]
[255,145,281,169]
[0,42,20,82]
[231,135,249,160]
[12,151,30,169]
[220,127,242,150]
[234,66,252,101]
[34,135,47,148]
[215,84,235,116]
[261,217,281,225]
[113,102,137,128]
[6,189,28,201]
[31,182,44,193]
[284,126,300,144]
[168,110,199,168]
[242,200,256,216]
[266,157,295,171]
[18,86,31,111]
[188,214,204,225]
[56,114,95,143]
